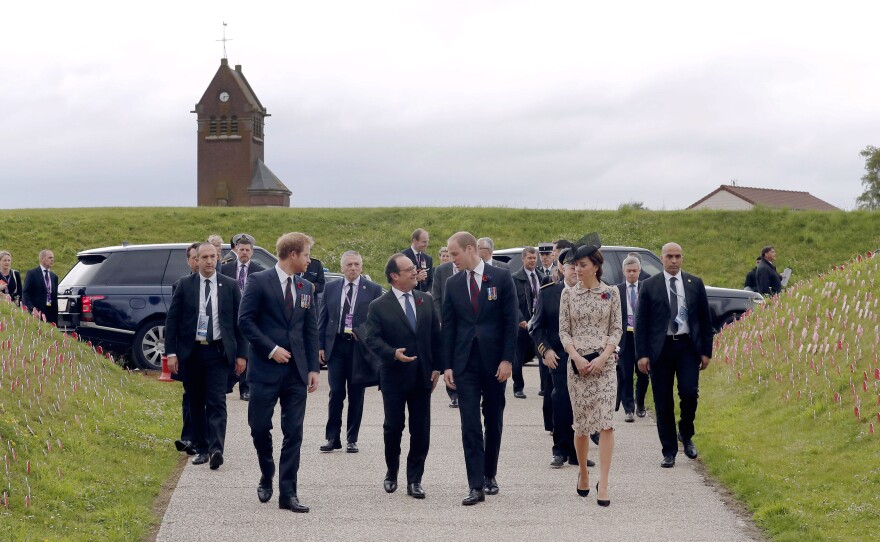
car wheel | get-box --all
[133,320,165,371]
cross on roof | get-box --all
[217,22,233,59]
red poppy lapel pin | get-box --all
[416,296,424,306]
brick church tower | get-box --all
[193,58,291,207]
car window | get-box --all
[634,251,664,277]
[163,249,192,285]
[251,248,277,271]
[98,250,171,286]
[60,255,107,287]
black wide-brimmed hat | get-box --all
[557,248,570,266]
[564,232,602,263]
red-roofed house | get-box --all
[687,185,840,211]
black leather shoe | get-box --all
[587,459,596,467]
[407,482,425,499]
[175,440,196,456]
[513,390,527,399]
[346,442,359,453]
[449,397,459,408]
[209,451,224,470]
[191,453,209,465]
[279,496,309,513]
[483,477,499,495]
[636,406,647,417]
[240,392,250,401]
[257,477,273,503]
[624,412,635,422]
[319,440,342,452]
[661,455,676,468]
[384,473,398,493]
[576,472,590,497]
[462,488,485,506]
[590,432,600,446]
[537,389,545,396]
[681,438,698,459]
[596,482,610,507]
[550,455,565,468]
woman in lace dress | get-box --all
[559,241,622,506]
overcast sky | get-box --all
[3,1,878,210]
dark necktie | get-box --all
[403,293,417,331]
[529,272,539,311]
[204,279,214,342]
[339,282,353,334]
[629,284,638,313]
[469,271,479,314]
[44,269,51,304]
[669,277,679,334]
[238,264,246,290]
[284,277,294,320]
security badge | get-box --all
[344,312,354,334]
[196,314,209,341]
[486,287,498,301]
[300,294,312,309]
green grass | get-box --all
[3,206,879,290]
[1,206,879,540]
[0,304,180,541]
[699,254,880,541]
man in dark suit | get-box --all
[431,259,459,408]
[239,232,321,513]
[21,249,59,324]
[636,242,713,468]
[364,253,442,499]
[317,250,383,453]
[165,243,247,470]
[221,234,265,401]
[298,257,326,294]
[617,254,649,422]
[536,243,556,282]
[529,248,584,468]
[402,228,433,293]
[511,247,541,400]
[755,246,783,296]
[442,231,518,506]
[171,242,202,456]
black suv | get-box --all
[56,243,278,370]
[493,245,763,332]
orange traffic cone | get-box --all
[159,355,173,382]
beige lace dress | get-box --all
[559,282,623,435]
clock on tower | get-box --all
[192,58,291,207]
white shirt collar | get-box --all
[663,270,682,282]
[345,275,361,288]
[471,259,486,276]
[391,286,414,300]
[275,263,295,284]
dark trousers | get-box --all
[187,342,229,455]
[513,328,534,392]
[248,373,308,499]
[539,358,553,431]
[456,346,507,490]
[325,338,365,444]
[650,335,701,457]
[550,367,575,460]
[620,331,650,413]
[382,386,431,484]
[172,371,197,444]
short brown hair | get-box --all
[411,228,428,242]
[448,231,477,251]
[187,242,200,259]
[521,246,537,257]
[276,232,314,261]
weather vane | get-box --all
[217,22,233,59]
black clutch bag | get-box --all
[570,351,601,373]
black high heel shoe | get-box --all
[576,473,590,497]
[596,482,610,507]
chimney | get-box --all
[235,64,242,73]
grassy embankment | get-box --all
[0,303,180,541]
[3,206,880,289]
[702,253,880,541]
[0,206,878,540]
